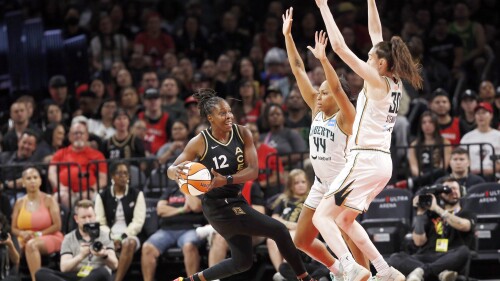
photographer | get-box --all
[0,213,20,281]
[387,177,476,281]
[35,200,118,281]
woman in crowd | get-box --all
[11,167,63,281]
[408,111,451,190]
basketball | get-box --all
[178,162,212,195]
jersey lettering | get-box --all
[212,155,229,169]
[313,136,327,153]
[388,92,401,114]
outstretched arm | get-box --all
[283,7,318,110]
[367,0,383,46]
[315,0,386,94]
[308,30,355,131]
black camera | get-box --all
[416,184,452,209]
[0,229,8,242]
[83,222,103,252]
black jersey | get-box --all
[199,124,246,198]
[100,133,146,160]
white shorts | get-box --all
[324,150,392,213]
[304,176,334,210]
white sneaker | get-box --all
[273,272,287,281]
[406,267,423,281]
[330,271,345,281]
[438,270,457,281]
[344,262,371,281]
[195,224,215,240]
[373,266,405,281]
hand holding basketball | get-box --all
[178,162,212,196]
[210,169,227,190]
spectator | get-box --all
[214,54,234,85]
[253,14,283,55]
[88,99,117,140]
[42,103,63,131]
[48,122,108,208]
[184,96,201,136]
[119,86,142,121]
[35,200,118,281]
[90,77,110,104]
[0,213,20,281]
[140,71,160,93]
[449,2,486,87]
[100,109,145,162]
[336,2,371,55]
[460,102,500,178]
[267,169,310,279]
[264,85,284,107]
[141,188,204,280]
[61,7,89,40]
[77,91,99,119]
[44,75,79,127]
[94,162,146,281]
[407,112,452,190]
[158,53,178,80]
[493,87,500,130]
[115,69,134,97]
[138,88,173,155]
[429,89,461,145]
[459,89,478,136]
[388,177,475,281]
[0,130,40,204]
[435,147,485,189]
[90,14,128,74]
[175,15,208,67]
[285,88,311,144]
[2,101,40,152]
[209,12,250,59]
[130,119,149,154]
[11,167,63,281]
[227,57,263,99]
[156,120,190,165]
[260,104,307,167]
[159,77,188,122]
[134,13,176,68]
[231,80,263,125]
[35,123,66,163]
[478,80,495,104]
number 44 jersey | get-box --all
[351,77,402,153]
[309,111,350,182]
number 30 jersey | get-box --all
[351,77,402,153]
[309,111,350,181]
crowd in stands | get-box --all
[0,0,499,280]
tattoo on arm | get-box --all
[294,58,302,68]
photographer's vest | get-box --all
[99,186,140,228]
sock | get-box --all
[339,253,355,273]
[372,255,390,275]
[328,260,341,275]
[187,274,202,281]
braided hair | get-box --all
[193,88,225,119]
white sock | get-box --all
[339,253,355,273]
[372,255,390,275]
[328,260,341,275]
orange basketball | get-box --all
[178,162,212,195]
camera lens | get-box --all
[92,241,103,252]
[0,231,8,241]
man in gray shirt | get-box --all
[35,200,118,281]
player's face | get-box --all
[292,174,308,196]
[209,101,233,132]
[317,81,338,113]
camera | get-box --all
[0,229,8,242]
[416,184,452,209]
[83,222,103,252]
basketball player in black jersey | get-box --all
[167,89,316,281]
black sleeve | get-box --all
[165,115,173,142]
[457,209,477,232]
[133,137,146,158]
[250,182,265,207]
[99,139,109,158]
[272,199,285,216]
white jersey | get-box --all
[351,76,402,153]
[309,111,350,181]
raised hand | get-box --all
[282,7,294,36]
[315,0,329,8]
[307,31,328,61]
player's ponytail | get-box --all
[375,36,423,89]
[193,88,224,119]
